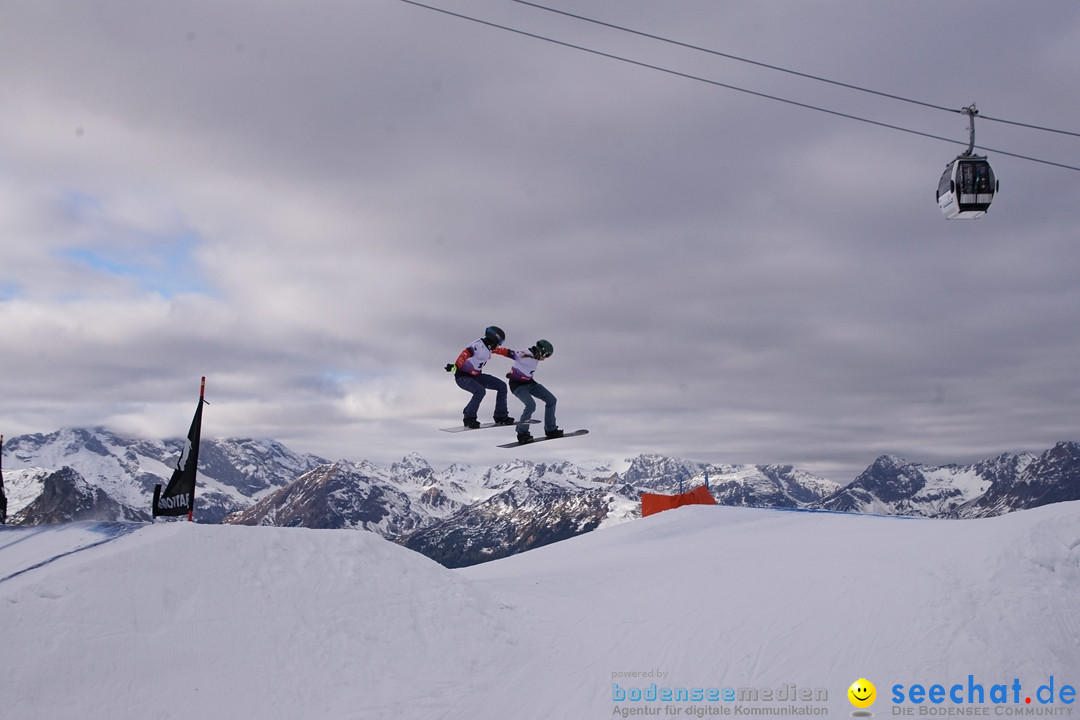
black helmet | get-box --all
[484,326,505,348]
[533,339,553,358]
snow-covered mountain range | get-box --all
[3,428,1079,566]
[814,442,1080,518]
[2,428,325,524]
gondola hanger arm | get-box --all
[962,103,979,157]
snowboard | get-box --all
[440,419,539,433]
[497,429,589,448]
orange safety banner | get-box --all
[640,484,717,517]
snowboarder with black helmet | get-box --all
[446,326,514,429]
[503,339,562,444]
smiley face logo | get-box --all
[848,678,876,709]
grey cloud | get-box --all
[1,1,1078,483]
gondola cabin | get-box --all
[936,155,997,219]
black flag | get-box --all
[1,434,7,525]
[153,378,206,521]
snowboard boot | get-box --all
[463,417,481,429]
[493,415,515,426]
[517,432,534,444]
[545,428,564,439]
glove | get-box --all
[445,363,456,373]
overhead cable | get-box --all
[398,0,1080,172]
[508,0,1080,140]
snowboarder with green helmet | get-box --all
[502,338,562,444]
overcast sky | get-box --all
[2,1,1078,482]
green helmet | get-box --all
[534,339,553,358]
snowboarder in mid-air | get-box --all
[446,326,515,429]
[503,339,562,444]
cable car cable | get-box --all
[398,0,1080,172]
[506,0,1080,140]
[507,0,954,114]
[978,114,1080,139]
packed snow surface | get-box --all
[1,503,1077,719]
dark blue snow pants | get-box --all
[512,381,557,434]
[455,373,509,421]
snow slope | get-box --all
[462,504,1080,717]
[0,522,517,719]
[0,503,1077,719]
